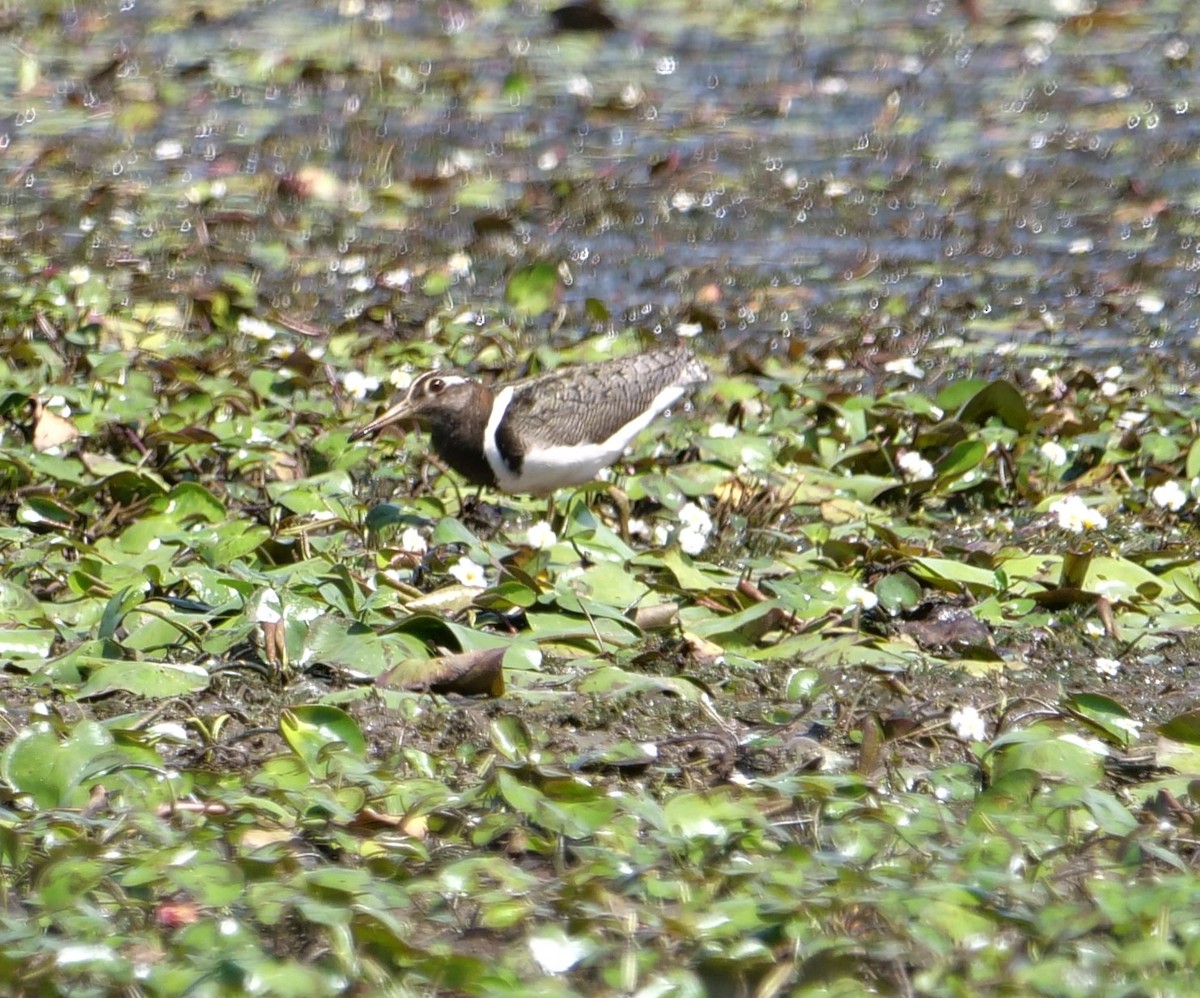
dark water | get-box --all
[1,0,1197,371]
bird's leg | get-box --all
[604,484,632,542]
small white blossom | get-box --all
[845,585,878,611]
[525,521,558,550]
[1049,494,1108,533]
[897,450,934,481]
[237,315,278,341]
[1095,657,1121,677]
[678,526,708,555]
[448,557,487,588]
[254,589,282,624]
[678,502,712,532]
[1151,480,1187,512]
[1117,410,1148,431]
[949,705,987,742]
[626,518,649,539]
[154,139,184,161]
[1039,441,1068,467]
[67,265,91,285]
[342,369,381,401]
[380,267,411,290]
[528,932,590,975]
[1030,368,1053,390]
[566,74,593,99]
[707,422,738,439]
[1136,293,1165,315]
[671,190,698,212]
[400,527,428,555]
[884,357,925,379]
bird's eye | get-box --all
[428,377,445,394]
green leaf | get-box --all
[875,573,923,614]
[280,705,367,776]
[953,378,1030,431]
[77,660,210,699]
[505,261,560,317]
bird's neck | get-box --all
[426,383,498,487]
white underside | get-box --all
[482,384,686,495]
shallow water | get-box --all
[1,0,1196,370]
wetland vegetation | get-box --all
[2,0,1200,994]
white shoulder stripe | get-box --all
[482,384,517,485]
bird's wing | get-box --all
[500,348,706,448]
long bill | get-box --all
[347,397,420,442]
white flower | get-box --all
[1117,410,1148,431]
[1049,494,1108,533]
[1039,441,1068,467]
[67,265,91,285]
[626,518,649,539]
[707,422,738,439]
[400,527,428,555]
[949,705,987,742]
[448,557,487,588]
[675,502,713,554]
[1151,480,1187,512]
[846,585,878,611]
[237,315,278,341]
[671,190,698,212]
[678,526,708,555]
[525,521,557,550]
[341,369,381,401]
[154,139,184,161]
[380,267,411,290]
[1094,657,1121,677]
[528,932,591,975]
[254,589,282,624]
[1136,293,1165,315]
[678,502,712,532]
[884,357,925,379]
[897,450,934,481]
[566,74,593,99]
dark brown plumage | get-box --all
[349,345,707,495]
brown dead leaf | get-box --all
[32,399,80,451]
[358,807,429,839]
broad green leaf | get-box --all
[77,660,210,699]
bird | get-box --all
[348,344,708,496]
